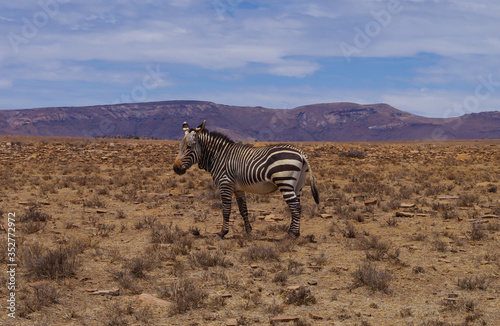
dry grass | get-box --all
[351,262,392,293]
[1,137,499,325]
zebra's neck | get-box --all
[197,130,235,172]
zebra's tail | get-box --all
[305,158,320,204]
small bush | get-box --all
[470,222,487,241]
[340,222,358,238]
[457,276,490,291]
[242,244,280,262]
[272,270,289,285]
[351,262,392,293]
[458,194,480,207]
[83,196,106,208]
[23,243,82,280]
[151,222,187,244]
[129,256,155,278]
[160,278,207,314]
[189,250,230,268]
[19,207,51,222]
[283,286,317,306]
[22,282,60,312]
[23,220,46,234]
[109,269,141,294]
[358,235,390,261]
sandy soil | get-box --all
[0,136,499,326]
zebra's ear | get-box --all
[195,120,206,133]
[182,122,190,134]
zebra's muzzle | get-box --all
[173,159,186,175]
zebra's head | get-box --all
[173,120,206,175]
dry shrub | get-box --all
[242,244,280,262]
[470,222,487,241]
[108,269,140,294]
[128,256,156,278]
[441,208,460,220]
[351,262,392,293]
[22,220,46,234]
[458,193,480,207]
[272,270,289,285]
[457,275,490,291]
[160,278,207,314]
[151,222,187,244]
[189,249,230,268]
[340,222,358,238]
[283,286,317,306]
[358,235,393,261]
[19,207,51,222]
[23,243,83,280]
[21,282,60,313]
[431,237,449,252]
[83,195,106,208]
[441,298,476,313]
[103,301,133,326]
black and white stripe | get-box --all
[173,121,319,238]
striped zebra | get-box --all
[173,120,320,238]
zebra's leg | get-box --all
[217,183,234,238]
[235,191,252,234]
[286,196,302,238]
[278,186,302,238]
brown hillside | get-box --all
[0,101,498,141]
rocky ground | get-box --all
[0,136,499,326]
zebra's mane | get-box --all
[201,128,235,144]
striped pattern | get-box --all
[173,121,319,238]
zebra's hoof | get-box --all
[287,231,300,239]
[216,232,227,239]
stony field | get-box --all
[0,136,499,326]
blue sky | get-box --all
[1,0,500,117]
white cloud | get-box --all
[1,0,500,113]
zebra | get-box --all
[173,120,320,238]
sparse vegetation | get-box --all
[351,262,392,293]
[22,242,84,280]
[283,286,317,305]
[2,137,499,325]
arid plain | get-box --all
[1,136,499,326]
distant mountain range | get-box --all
[0,100,499,141]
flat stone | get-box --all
[307,280,318,286]
[309,312,324,320]
[226,319,238,326]
[438,196,459,200]
[480,215,499,219]
[28,281,51,289]
[89,287,120,296]
[396,212,414,217]
[221,292,232,298]
[320,213,333,219]
[364,198,378,206]
[136,293,173,307]
[270,316,300,324]
[400,203,416,208]
[96,209,107,214]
